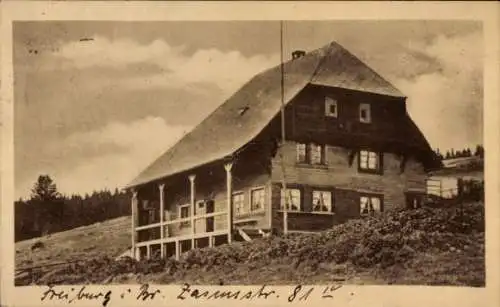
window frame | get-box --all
[312,190,334,213]
[178,203,191,227]
[359,193,383,216]
[308,143,324,165]
[359,103,372,123]
[250,187,266,212]
[358,150,383,174]
[296,142,326,165]
[325,97,338,118]
[232,191,246,216]
[280,187,302,212]
[296,143,307,164]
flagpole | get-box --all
[279,20,288,235]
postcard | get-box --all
[1,1,499,307]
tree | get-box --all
[30,175,63,235]
[31,175,60,201]
[474,144,484,158]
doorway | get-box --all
[405,192,423,209]
[205,200,215,232]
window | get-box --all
[359,103,371,123]
[250,188,265,211]
[296,143,307,163]
[297,143,325,165]
[141,200,151,210]
[309,143,323,164]
[359,150,382,173]
[312,191,333,213]
[325,97,338,117]
[232,192,245,216]
[179,204,191,227]
[280,188,301,211]
[148,209,156,224]
[360,195,382,215]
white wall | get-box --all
[427,176,458,198]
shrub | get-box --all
[25,201,484,286]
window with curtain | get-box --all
[250,188,265,211]
[280,188,301,211]
[360,195,382,215]
[312,190,333,212]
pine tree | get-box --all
[30,175,64,235]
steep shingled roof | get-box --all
[126,42,411,188]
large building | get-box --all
[125,41,441,260]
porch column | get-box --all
[189,175,196,248]
[131,189,138,260]
[224,162,234,244]
[159,183,165,258]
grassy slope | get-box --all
[15,202,485,287]
[16,216,131,268]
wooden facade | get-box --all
[129,83,431,260]
[126,42,440,260]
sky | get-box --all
[13,20,483,199]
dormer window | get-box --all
[359,103,371,123]
[325,97,338,118]
[238,106,249,116]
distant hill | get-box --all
[431,156,484,180]
[442,156,483,169]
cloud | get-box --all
[53,36,280,93]
[15,25,483,199]
[16,117,191,198]
[393,30,483,151]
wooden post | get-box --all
[189,175,196,248]
[159,183,165,258]
[131,189,138,260]
[439,180,443,198]
[267,183,273,232]
[146,245,151,259]
[224,162,234,243]
[175,240,180,260]
[283,186,288,234]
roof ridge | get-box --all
[309,41,337,81]
[314,41,405,98]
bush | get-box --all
[26,201,484,286]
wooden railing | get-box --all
[135,211,227,232]
[133,210,230,260]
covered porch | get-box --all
[129,161,236,261]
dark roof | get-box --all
[126,42,411,188]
